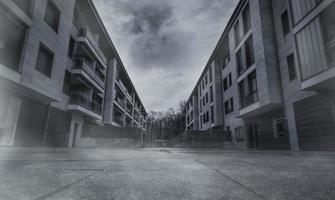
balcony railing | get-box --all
[74,57,105,88]
[240,91,258,109]
[78,27,107,65]
[69,93,102,115]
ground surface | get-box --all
[0,147,334,200]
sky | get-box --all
[93,0,237,112]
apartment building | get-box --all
[0,0,146,147]
[185,0,335,151]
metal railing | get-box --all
[69,92,102,115]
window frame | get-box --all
[44,0,61,32]
[35,43,54,77]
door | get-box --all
[72,123,79,148]
[248,124,259,149]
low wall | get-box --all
[77,122,142,148]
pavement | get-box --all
[0,147,334,200]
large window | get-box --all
[35,43,54,77]
[223,73,232,91]
[210,86,213,103]
[236,49,243,75]
[281,10,291,37]
[44,0,60,32]
[287,53,297,81]
[234,20,241,47]
[67,36,75,59]
[245,35,255,68]
[320,2,335,67]
[242,3,251,34]
[209,66,212,83]
[239,71,258,108]
[0,11,27,71]
[224,98,234,115]
[63,70,71,95]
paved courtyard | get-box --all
[0,147,334,200]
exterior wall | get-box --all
[294,92,335,150]
[0,0,147,147]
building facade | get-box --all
[0,0,146,147]
[185,0,335,151]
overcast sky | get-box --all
[93,0,237,112]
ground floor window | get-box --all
[273,118,287,139]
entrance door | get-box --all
[248,124,259,149]
[0,96,21,146]
[72,123,79,148]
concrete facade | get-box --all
[0,0,147,147]
[185,0,335,151]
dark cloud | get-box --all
[94,0,237,111]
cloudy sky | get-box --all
[93,0,237,111]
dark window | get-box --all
[206,93,208,103]
[200,114,203,129]
[234,20,241,47]
[281,10,290,36]
[245,35,255,68]
[242,3,251,34]
[199,86,202,96]
[44,0,60,32]
[236,49,243,75]
[223,73,232,91]
[287,53,297,81]
[320,1,335,66]
[63,70,71,95]
[73,7,80,29]
[205,75,208,85]
[273,118,287,139]
[12,0,32,15]
[0,12,27,71]
[204,111,209,123]
[209,67,213,82]
[239,71,258,108]
[35,43,54,77]
[210,86,213,103]
[200,99,202,112]
[224,98,234,115]
[67,36,75,59]
[211,105,214,123]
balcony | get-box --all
[77,27,107,67]
[68,93,102,120]
[113,105,124,126]
[72,57,105,93]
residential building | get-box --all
[185,0,335,151]
[0,0,146,147]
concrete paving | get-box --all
[0,147,334,200]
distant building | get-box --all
[185,0,335,151]
[0,0,147,147]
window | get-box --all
[224,98,234,115]
[223,73,232,91]
[44,0,60,32]
[205,75,208,85]
[202,80,205,89]
[200,114,203,129]
[12,0,32,15]
[235,127,245,141]
[236,49,243,75]
[199,86,202,97]
[206,93,208,104]
[210,86,213,103]
[273,118,287,139]
[204,111,209,123]
[211,105,214,123]
[239,71,258,108]
[67,36,75,59]
[200,99,202,112]
[0,11,27,71]
[281,10,290,36]
[35,43,54,77]
[242,3,251,34]
[287,53,297,81]
[63,70,71,95]
[234,20,241,47]
[245,35,255,68]
[73,6,80,29]
[209,67,213,83]
[320,2,335,67]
